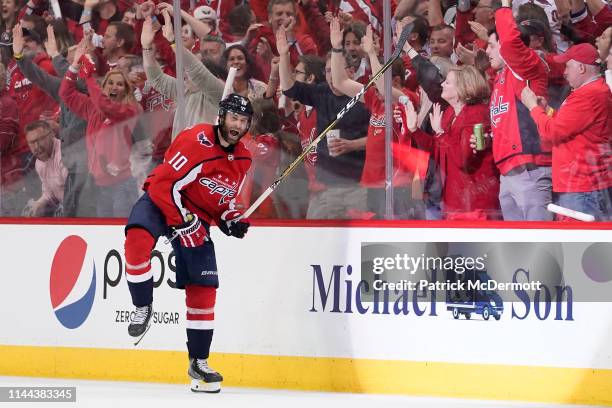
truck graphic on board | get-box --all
[445,268,503,321]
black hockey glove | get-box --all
[218,210,250,238]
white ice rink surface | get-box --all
[0,377,604,408]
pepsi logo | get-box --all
[49,236,96,329]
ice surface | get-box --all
[0,377,604,408]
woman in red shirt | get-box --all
[402,65,501,220]
[59,36,141,217]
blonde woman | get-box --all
[402,65,501,220]
[59,36,141,217]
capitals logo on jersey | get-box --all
[199,174,237,204]
[490,90,509,128]
[198,132,214,147]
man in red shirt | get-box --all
[124,94,253,393]
[521,43,611,221]
[485,2,553,220]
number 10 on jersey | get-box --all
[169,152,188,171]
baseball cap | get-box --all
[552,43,599,65]
[193,5,217,21]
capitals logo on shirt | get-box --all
[301,128,318,166]
[145,91,174,112]
[490,90,509,128]
[198,132,214,147]
[199,174,237,204]
[369,113,386,135]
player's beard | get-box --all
[220,124,246,145]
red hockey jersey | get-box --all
[144,124,252,226]
[361,87,420,188]
[490,7,552,175]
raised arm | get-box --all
[79,0,98,33]
[181,44,224,99]
[15,24,65,102]
[277,27,295,92]
[495,5,548,83]
[59,37,95,120]
[44,24,70,75]
[396,22,446,104]
[399,96,435,151]
[157,2,212,40]
[366,24,404,102]
[265,57,281,99]
[159,9,223,99]
[142,16,178,100]
[16,57,62,102]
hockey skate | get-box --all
[128,304,152,346]
[188,358,223,393]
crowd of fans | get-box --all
[0,0,610,220]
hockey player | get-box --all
[123,93,253,393]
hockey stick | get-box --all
[242,23,415,218]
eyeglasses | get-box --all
[294,69,306,76]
